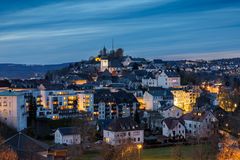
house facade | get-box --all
[103,118,144,146]
[54,127,81,145]
[182,111,218,138]
[157,70,180,88]
[160,105,183,118]
[162,118,186,139]
[143,88,173,111]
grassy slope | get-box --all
[78,145,216,160]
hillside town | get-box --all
[0,47,239,159]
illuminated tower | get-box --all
[100,58,109,72]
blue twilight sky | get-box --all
[0,0,240,64]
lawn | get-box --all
[77,144,216,160]
[142,145,213,160]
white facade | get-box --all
[100,59,109,72]
[157,71,180,88]
[122,56,132,67]
[54,129,81,145]
[36,85,75,109]
[143,91,163,111]
[103,130,144,146]
[142,78,158,87]
[160,106,183,118]
[0,91,27,131]
[162,120,185,138]
[183,112,217,138]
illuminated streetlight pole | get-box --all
[137,144,143,160]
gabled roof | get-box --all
[161,105,183,112]
[97,119,113,130]
[163,70,180,77]
[134,70,148,77]
[1,132,49,152]
[57,127,80,136]
[109,59,123,68]
[94,89,138,104]
[181,111,213,122]
[147,87,173,98]
[143,72,155,79]
[105,117,141,132]
[163,118,184,130]
[146,64,158,70]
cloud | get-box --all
[0,0,239,64]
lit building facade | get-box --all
[100,59,109,72]
[35,86,79,119]
[77,92,94,112]
[171,87,200,113]
[0,91,27,131]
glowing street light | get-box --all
[137,144,143,160]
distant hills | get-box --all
[0,63,72,79]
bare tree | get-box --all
[171,145,184,160]
[101,141,139,160]
[0,136,18,160]
[217,135,240,160]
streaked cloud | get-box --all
[0,0,239,64]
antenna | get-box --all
[112,38,114,51]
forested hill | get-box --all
[0,63,72,79]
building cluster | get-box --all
[176,59,240,75]
[0,48,225,150]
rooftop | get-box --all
[0,91,25,96]
[57,127,80,136]
[105,117,142,132]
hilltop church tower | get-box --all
[100,58,109,72]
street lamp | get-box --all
[137,144,143,160]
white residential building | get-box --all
[35,84,74,108]
[157,70,181,88]
[54,127,81,145]
[143,88,173,111]
[100,59,109,72]
[182,111,218,138]
[162,118,186,139]
[103,118,144,146]
[0,91,27,131]
[160,105,183,118]
[142,76,158,87]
